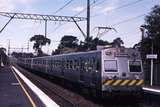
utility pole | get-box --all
[151,40,154,86]
[45,20,47,38]
[27,40,29,52]
[146,35,157,86]
[86,0,90,42]
[8,39,10,56]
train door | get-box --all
[79,57,85,82]
[91,55,101,85]
[117,57,129,79]
[91,57,96,84]
[61,58,64,77]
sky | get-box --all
[0,0,159,54]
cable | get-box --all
[91,0,145,17]
[91,0,107,7]
[93,14,145,38]
[48,0,100,36]
[54,0,75,14]
[49,0,144,36]
[111,14,145,26]
[112,28,141,38]
[74,0,100,16]
[113,0,144,11]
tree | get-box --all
[59,35,79,49]
[111,37,124,48]
[53,35,79,54]
[79,36,110,51]
[30,35,51,56]
[141,5,160,62]
[0,47,8,66]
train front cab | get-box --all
[101,49,144,96]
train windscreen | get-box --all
[129,61,141,72]
[104,60,117,72]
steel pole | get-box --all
[86,0,90,41]
[45,20,47,38]
[151,59,153,86]
[150,40,154,86]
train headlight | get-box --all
[105,51,112,55]
[122,72,126,77]
[107,75,117,79]
[135,75,140,79]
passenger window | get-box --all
[67,60,69,69]
[104,60,117,72]
[96,60,100,71]
[73,60,76,70]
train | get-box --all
[17,47,144,97]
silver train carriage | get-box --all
[17,47,144,96]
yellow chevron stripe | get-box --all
[120,80,130,86]
[112,80,122,86]
[103,79,144,86]
[102,80,107,84]
[128,80,137,86]
[136,80,144,86]
[104,80,114,85]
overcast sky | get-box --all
[0,0,159,54]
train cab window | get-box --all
[129,61,141,72]
[104,60,117,72]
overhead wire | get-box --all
[74,0,145,34]
[47,0,75,36]
[48,0,100,36]
[112,0,144,11]
[92,0,146,38]
[91,0,145,17]
[49,0,146,38]
[54,0,75,14]
[95,14,145,38]
[111,14,145,26]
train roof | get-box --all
[31,49,101,59]
[25,47,140,59]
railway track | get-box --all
[14,65,101,107]
[14,65,160,107]
[29,76,76,107]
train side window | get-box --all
[76,59,80,69]
[88,58,92,71]
[84,59,90,72]
[93,58,97,70]
[66,60,69,69]
[65,60,67,69]
[104,60,117,72]
[70,60,73,70]
[96,60,100,71]
[54,60,57,68]
[73,59,77,70]
[53,61,56,68]
[63,60,66,69]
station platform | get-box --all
[0,66,59,107]
[143,85,160,95]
